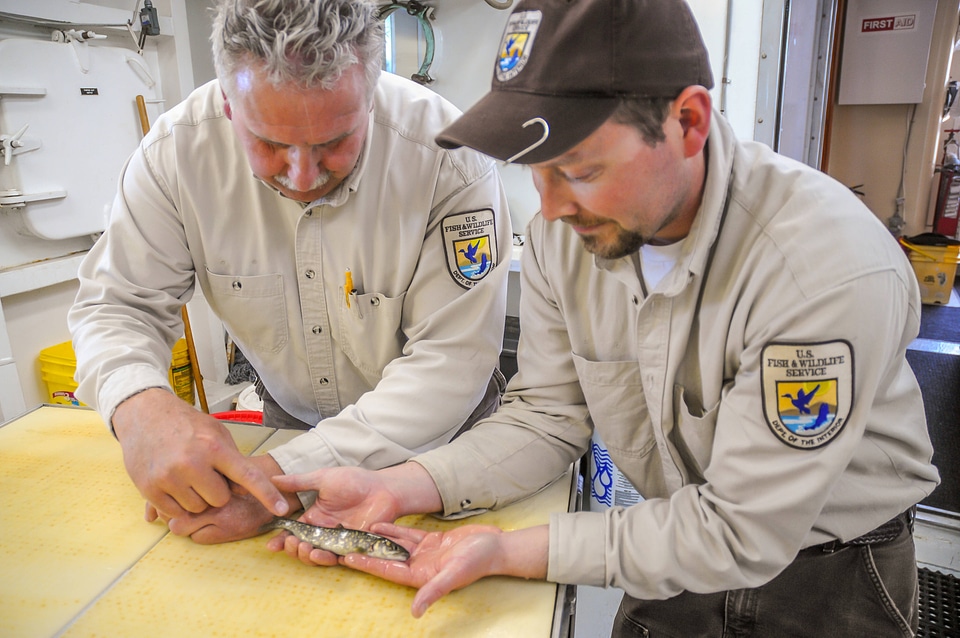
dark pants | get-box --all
[256,369,506,436]
[612,512,918,638]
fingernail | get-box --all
[276,500,289,515]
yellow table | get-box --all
[0,405,577,637]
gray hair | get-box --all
[211,0,384,97]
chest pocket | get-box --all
[205,269,288,354]
[571,354,657,460]
[339,290,406,381]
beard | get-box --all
[577,225,646,259]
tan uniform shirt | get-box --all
[70,73,511,475]
[414,111,938,598]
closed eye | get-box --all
[562,168,599,183]
[257,138,288,152]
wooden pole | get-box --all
[135,95,209,413]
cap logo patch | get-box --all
[442,209,498,289]
[761,341,854,450]
[496,11,542,82]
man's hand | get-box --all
[342,523,549,618]
[266,466,404,565]
[113,388,289,521]
[150,454,301,544]
[266,462,444,565]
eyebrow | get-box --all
[254,129,353,149]
[535,150,585,170]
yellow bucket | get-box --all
[900,237,960,305]
[38,341,83,406]
[38,339,194,406]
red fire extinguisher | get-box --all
[933,130,960,238]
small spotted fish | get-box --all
[270,518,409,561]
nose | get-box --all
[533,171,577,222]
[285,146,323,191]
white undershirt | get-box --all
[639,241,684,292]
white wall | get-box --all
[0,0,215,420]
[3,281,79,406]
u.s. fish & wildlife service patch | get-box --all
[760,341,853,450]
[442,209,498,289]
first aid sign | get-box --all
[861,15,916,33]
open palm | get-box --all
[342,523,505,618]
[268,467,403,563]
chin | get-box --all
[581,234,644,260]
[283,190,321,203]
[277,183,336,203]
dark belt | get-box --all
[806,506,915,554]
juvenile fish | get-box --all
[270,518,409,561]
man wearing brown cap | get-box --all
[267,0,939,634]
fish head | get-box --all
[368,537,410,562]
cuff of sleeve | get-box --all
[547,510,609,587]
[268,431,338,509]
[96,364,174,432]
[411,451,497,518]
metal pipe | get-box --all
[719,0,734,116]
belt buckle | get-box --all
[819,540,842,554]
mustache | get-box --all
[562,215,604,227]
[274,171,331,192]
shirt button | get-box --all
[632,295,639,305]
[312,325,322,334]
[232,280,242,291]
[304,210,313,217]
[370,296,380,306]
[460,499,472,508]
[319,377,329,385]
[305,269,316,279]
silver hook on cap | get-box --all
[503,118,550,165]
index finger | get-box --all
[282,532,340,566]
[214,453,289,517]
[369,523,429,544]
[271,469,325,493]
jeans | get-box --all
[612,517,918,637]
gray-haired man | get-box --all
[69,0,510,544]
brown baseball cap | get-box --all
[436,0,714,164]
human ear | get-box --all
[673,86,711,158]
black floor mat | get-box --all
[909,279,960,515]
[918,567,959,637]
[918,297,960,343]
[907,349,960,513]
